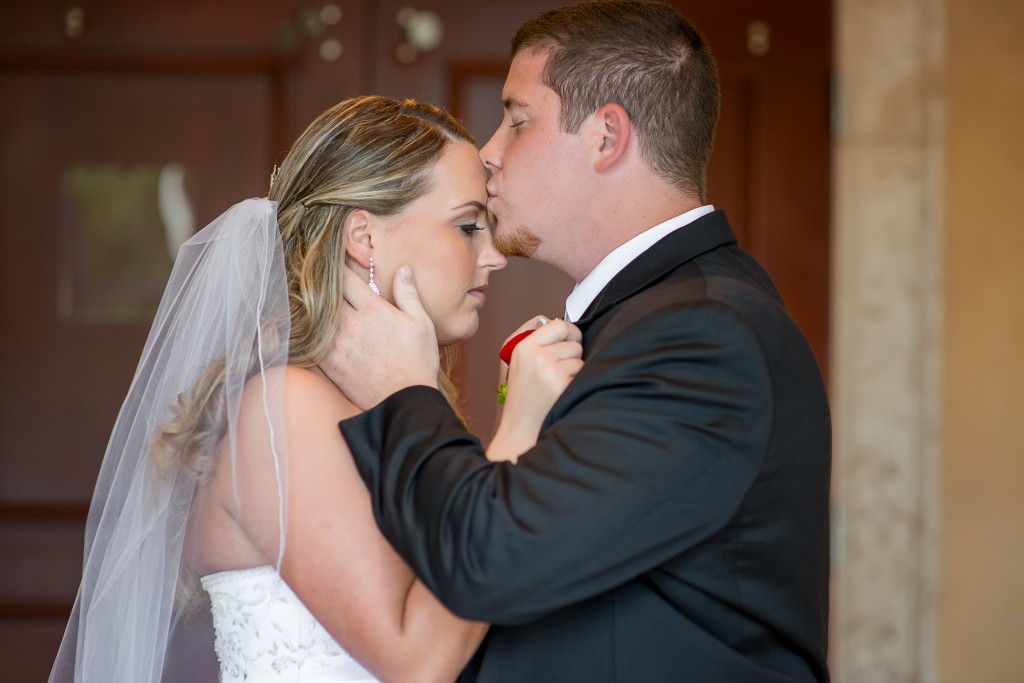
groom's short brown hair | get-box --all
[512,0,720,200]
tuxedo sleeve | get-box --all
[340,302,773,625]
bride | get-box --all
[49,96,583,682]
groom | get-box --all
[327,1,831,681]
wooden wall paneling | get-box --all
[0,48,285,683]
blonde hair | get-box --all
[153,96,474,483]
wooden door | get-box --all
[0,2,365,678]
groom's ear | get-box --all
[343,209,375,268]
[590,102,631,174]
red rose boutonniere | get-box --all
[495,328,537,404]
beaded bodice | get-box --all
[201,566,378,682]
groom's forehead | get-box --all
[504,50,552,96]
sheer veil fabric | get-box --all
[50,198,292,682]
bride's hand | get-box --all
[487,317,583,463]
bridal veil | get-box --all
[49,198,291,682]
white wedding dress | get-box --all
[201,566,379,682]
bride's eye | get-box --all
[459,222,486,235]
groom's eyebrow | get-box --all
[503,97,527,111]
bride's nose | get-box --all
[479,236,507,271]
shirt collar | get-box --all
[564,204,715,323]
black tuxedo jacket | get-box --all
[341,211,831,682]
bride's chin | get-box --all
[437,318,479,347]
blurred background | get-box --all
[0,0,1019,681]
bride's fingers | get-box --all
[522,318,579,347]
[538,340,583,361]
[546,319,581,344]
[564,321,583,344]
[507,343,583,383]
[564,358,585,380]
[522,314,549,331]
[547,319,582,344]
[554,357,585,378]
[503,315,550,344]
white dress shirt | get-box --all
[564,205,715,323]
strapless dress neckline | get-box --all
[201,565,378,682]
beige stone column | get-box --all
[831,0,945,681]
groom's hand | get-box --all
[321,264,439,410]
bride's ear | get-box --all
[343,209,375,268]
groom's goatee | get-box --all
[494,227,541,258]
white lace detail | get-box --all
[201,566,379,682]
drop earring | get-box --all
[368,256,381,296]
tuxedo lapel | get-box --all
[575,210,738,326]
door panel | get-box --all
[1,69,273,499]
[0,62,276,680]
[0,3,362,678]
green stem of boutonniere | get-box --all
[495,383,508,404]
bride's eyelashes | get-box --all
[459,221,487,235]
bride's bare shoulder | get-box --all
[239,365,360,426]
[284,365,360,419]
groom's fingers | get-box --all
[390,267,431,324]
[341,264,373,310]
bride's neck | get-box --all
[310,363,351,401]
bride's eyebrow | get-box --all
[450,201,487,212]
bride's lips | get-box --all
[468,284,488,303]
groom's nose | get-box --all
[479,128,504,173]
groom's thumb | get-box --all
[392,266,429,321]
